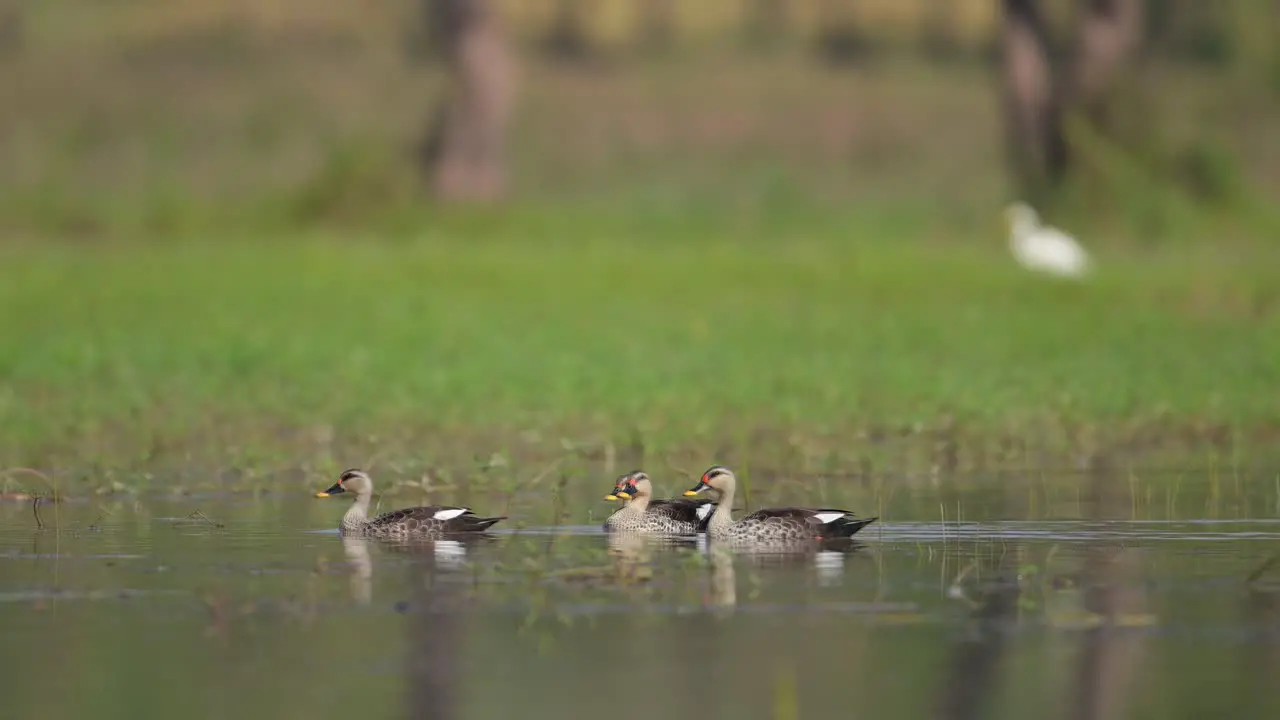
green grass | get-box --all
[3,202,1279,487]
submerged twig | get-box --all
[2,466,54,488]
[947,559,981,607]
[1246,553,1280,585]
[179,510,226,529]
[4,467,56,504]
[526,455,568,488]
[32,496,44,530]
[551,470,570,528]
[663,462,696,480]
[85,505,116,533]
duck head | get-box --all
[605,470,649,501]
[684,465,734,500]
[316,468,373,498]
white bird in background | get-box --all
[1004,201,1092,279]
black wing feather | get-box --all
[649,498,716,529]
[741,507,877,538]
[369,505,506,533]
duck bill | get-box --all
[315,483,346,498]
[614,491,632,500]
[604,494,619,501]
[683,482,710,497]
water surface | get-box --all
[2,482,1279,720]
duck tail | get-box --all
[829,515,878,538]
[465,515,508,532]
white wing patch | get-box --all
[433,508,469,521]
[812,512,846,524]
[695,503,715,521]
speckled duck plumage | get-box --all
[683,466,877,544]
[316,469,506,538]
[602,471,715,535]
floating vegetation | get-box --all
[173,510,226,530]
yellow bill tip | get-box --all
[683,490,699,497]
[314,492,331,498]
[604,494,618,501]
[615,492,631,500]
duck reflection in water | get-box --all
[335,533,480,605]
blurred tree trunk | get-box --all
[0,0,22,58]
[1066,0,1145,129]
[1000,0,1065,201]
[745,0,786,29]
[638,0,675,51]
[743,0,786,46]
[1000,0,1144,201]
[421,0,514,202]
[922,0,963,60]
[1275,1,1280,88]
[1226,0,1277,86]
[543,0,591,60]
[815,0,872,64]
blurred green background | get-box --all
[1,0,1278,487]
[2,0,1276,233]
